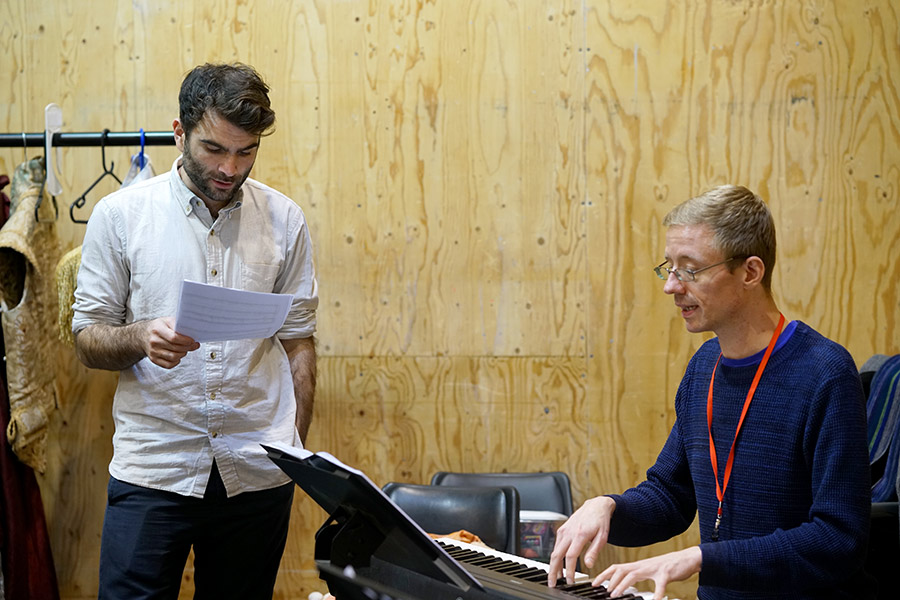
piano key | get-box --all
[495,563,542,577]
[437,537,590,581]
[558,582,601,593]
[436,537,658,600]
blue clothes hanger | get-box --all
[139,127,146,168]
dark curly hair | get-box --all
[179,63,275,137]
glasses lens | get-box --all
[669,268,693,282]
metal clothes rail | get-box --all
[0,130,175,221]
[0,131,175,147]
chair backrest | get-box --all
[430,471,574,516]
[864,354,900,501]
[382,482,520,554]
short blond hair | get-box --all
[663,185,776,290]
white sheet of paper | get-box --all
[264,441,367,477]
[174,280,292,342]
[264,440,313,460]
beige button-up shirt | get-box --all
[73,158,318,497]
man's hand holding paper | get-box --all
[174,280,293,343]
[144,316,200,369]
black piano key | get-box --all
[493,564,541,577]
[513,568,550,580]
[437,541,641,600]
[583,586,616,599]
[559,581,634,600]
[557,581,599,594]
[488,563,517,573]
[443,547,479,560]
[487,559,523,571]
[577,589,610,600]
[494,559,522,568]
[490,562,524,573]
[520,572,551,583]
[465,555,507,567]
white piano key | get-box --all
[437,536,585,580]
[436,537,668,600]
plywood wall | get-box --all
[1,2,898,599]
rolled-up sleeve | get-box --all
[72,200,130,334]
[275,205,318,339]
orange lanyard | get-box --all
[707,313,785,541]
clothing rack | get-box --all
[0,130,175,222]
[0,131,175,147]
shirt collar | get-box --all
[720,319,798,368]
[169,156,244,217]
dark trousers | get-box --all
[98,462,294,600]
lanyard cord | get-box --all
[707,313,785,541]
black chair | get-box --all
[382,482,520,554]
[867,501,899,600]
[430,471,575,516]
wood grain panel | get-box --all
[308,1,587,358]
[312,355,589,483]
[0,2,897,600]
[39,350,116,598]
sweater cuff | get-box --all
[696,542,723,587]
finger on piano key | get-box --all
[437,536,591,582]
[437,537,670,600]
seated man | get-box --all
[549,185,874,600]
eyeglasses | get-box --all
[653,256,746,282]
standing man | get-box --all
[548,185,874,599]
[73,63,318,599]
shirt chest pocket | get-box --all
[241,262,281,293]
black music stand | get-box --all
[263,444,483,593]
[317,563,419,600]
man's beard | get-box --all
[181,143,252,205]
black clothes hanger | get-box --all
[70,129,121,223]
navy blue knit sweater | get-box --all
[607,322,875,599]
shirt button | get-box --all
[210,392,216,400]
[210,352,216,360]
[211,432,219,438]
[210,269,217,277]
[209,229,215,236]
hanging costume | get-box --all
[0,162,60,598]
[0,159,61,473]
